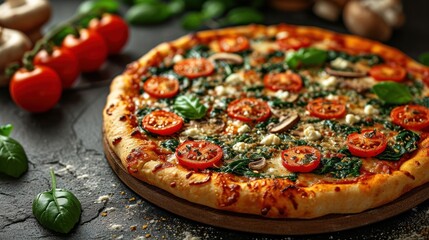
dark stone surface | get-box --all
[1,0,429,239]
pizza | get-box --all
[103,24,429,218]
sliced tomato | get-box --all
[369,64,406,82]
[307,98,347,119]
[277,36,312,51]
[218,35,250,53]
[142,110,183,136]
[390,105,429,130]
[143,76,179,98]
[281,146,321,173]
[175,140,223,170]
[173,58,214,79]
[347,130,387,158]
[263,72,303,92]
[227,98,271,122]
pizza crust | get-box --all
[103,24,429,218]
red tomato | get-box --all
[142,110,183,135]
[10,66,62,113]
[62,29,108,72]
[277,36,312,50]
[369,64,406,82]
[175,140,223,170]
[390,105,429,130]
[281,146,321,173]
[263,72,303,92]
[307,98,347,119]
[173,58,214,79]
[89,14,129,54]
[143,76,179,98]
[34,47,79,89]
[347,130,387,158]
[218,35,250,53]
[227,98,271,122]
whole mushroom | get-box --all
[313,0,350,22]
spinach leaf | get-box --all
[285,48,328,69]
[233,133,255,144]
[327,51,383,66]
[185,45,210,58]
[161,139,179,152]
[372,82,412,104]
[0,124,13,137]
[33,169,82,234]
[416,97,429,108]
[173,95,208,119]
[376,130,420,161]
[315,157,362,179]
[0,131,28,178]
[323,120,360,135]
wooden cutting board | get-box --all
[103,135,429,235]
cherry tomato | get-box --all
[390,105,429,130]
[175,140,223,170]
[227,98,271,122]
[307,98,347,119]
[277,36,312,50]
[281,146,321,173]
[218,35,250,53]
[34,47,79,89]
[62,29,108,72]
[369,64,406,82]
[143,76,179,98]
[10,66,62,113]
[89,14,129,54]
[173,58,214,79]
[347,130,387,158]
[142,110,184,136]
[263,72,303,92]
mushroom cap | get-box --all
[343,0,392,41]
[0,0,51,32]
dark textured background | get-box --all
[1,0,429,239]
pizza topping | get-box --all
[281,146,322,173]
[390,105,429,130]
[369,64,406,82]
[347,129,387,158]
[303,125,322,141]
[142,110,184,136]
[269,114,300,133]
[345,114,361,125]
[277,36,312,50]
[218,35,250,53]
[227,98,271,122]
[364,104,379,115]
[285,48,328,69]
[263,72,303,92]
[372,82,412,104]
[173,58,214,79]
[325,67,367,78]
[260,134,281,145]
[173,95,208,120]
[175,140,223,170]
[307,98,347,119]
[207,52,243,64]
[143,76,179,98]
[376,130,420,161]
[248,157,267,170]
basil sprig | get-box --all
[372,81,412,104]
[0,124,28,178]
[285,48,328,69]
[173,95,208,119]
[33,169,82,234]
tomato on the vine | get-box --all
[307,98,347,119]
[143,76,179,98]
[218,35,250,53]
[62,29,108,72]
[390,105,429,130]
[263,72,303,92]
[10,66,62,113]
[173,58,214,79]
[34,47,79,89]
[227,98,271,122]
[347,130,387,158]
[281,146,321,173]
[175,140,223,170]
[89,14,129,54]
[142,110,184,136]
[369,64,406,82]
[277,36,312,50]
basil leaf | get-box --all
[33,169,82,234]
[202,0,226,18]
[173,95,208,119]
[0,124,13,137]
[0,135,28,178]
[419,52,429,66]
[286,48,328,69]
[372,81,412,104]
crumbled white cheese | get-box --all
[331,57,352,69]
[364,104,379,115]
[214,85,235,96]
[225,73,243,85]
[172,54,184,63]
[326,94,339,100]
[274,90,289,101]
[267,167,275,174]
[181,128,201,137]
[237,124,251,134]
[304,126,322,141]
[260,134,281,145]
[276,31,289,39]
[233,142,251,152]
[320,76,338,89]
[345,114,361,125]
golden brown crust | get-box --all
[103,24,429,218]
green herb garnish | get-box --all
[372,81,412,104]
[0,124,28,178]
[285,48,328,69]
[173,95,208,119]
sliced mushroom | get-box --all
[269,114,300,133]
[325,67,367,78]
[208,53,243,65]
[248,157,267,171]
